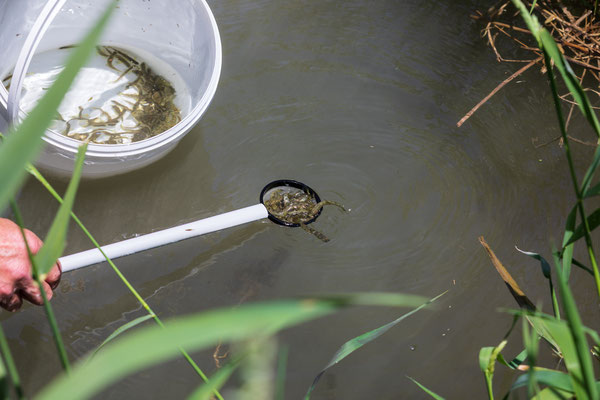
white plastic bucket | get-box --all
[0,0,221,178]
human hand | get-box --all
[0,218,61,311]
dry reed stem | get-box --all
[461,1,600,132]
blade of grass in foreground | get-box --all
[36,293,425,400]
[529,315,587,399]
[0,0,117,213]
[479,340,507,400]
[552,250,597,400]
[564,208,600,246]
[34,144,86,276]
[275,345,288,400]
[186,358,240,400]
[523,316,541,398]
[561,205,577,281]
[10,144,87,372]
[510,369,573,394]
[0,355,7,400]
[304,291,445,399]
[0,323,22,399]
[407,376,445,400]
[90,314,154,358]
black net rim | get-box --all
[259,179,322,227]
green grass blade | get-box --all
[497,349,527,370]
[186,359,239,400]
[584,180,600,198]
[529,0,538,13]
[90,315,155,359]
[479,340,507,400]
[304,292,444,399]
[564,256,594,276]
[561,206,577,281]
[275,345,288,400]
[0,351,8,400]
[480,347,495,400]
[407,376,445,400]
[581,146,600,195]
[516,248,560,318]
[530,315,587,399]
[0,0,116,213]
[35,293,424,400]
[552,252,597,400]
[535,387,577,400]
[33,144,86,276]
[0,324,23,399]
[511,0,543,45]
[565,207,600,246]
[9,201,71,372]
[522,317,541,398]
[537,26,600,140]
[510,369,573,393]
[24,164,220,396]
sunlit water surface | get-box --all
[4,0,600,398]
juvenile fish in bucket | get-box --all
[3,45,182,145]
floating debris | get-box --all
[263,188,347,242]
[461,1,600,133]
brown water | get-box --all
[4,0,600,398]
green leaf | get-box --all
[581,146,600,196]
[0,0,117,213]
[0,353,8,400]
[568,257,594,277]
[584,180,600,198]
[515,247,559,318]
[304,292,444,399]
[534,386,576,400]
[479,340,507,400]
[510,0,543,45]
[523,311,590,400]
[0,320,23,399]
[537,27,600,140]
[35,293,425,400]
[186,359,239,400]
[480,341,507,375]
[91,314,155,359]
[33,144,87,276]
[497,349,527,370]
[407,376,445,400]
[552,251,597,400]
[511,369,573,393]
[275,346,288,400]
[522,318,541,398]
[561,206,577,281]
[565,207,600,247]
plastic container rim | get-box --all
[3,0,222,159]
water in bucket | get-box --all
[0,0,221,178]
[3,45,192,144]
